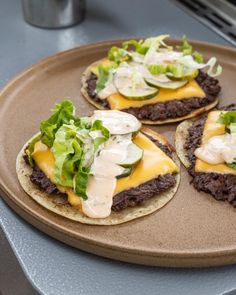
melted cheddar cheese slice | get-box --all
[31,133,178,207]
[115,132,178,194]
[195,111,236,175]
[107,80,205,110]
[90,60,205,110]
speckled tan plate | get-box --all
[0,39,236,268]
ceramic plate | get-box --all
[0,39,236,267]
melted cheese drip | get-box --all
[195,111,236,175]
[31,134,178,216]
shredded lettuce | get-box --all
[218,111,236,126]
[218,111,236,133]
[142,35,172,51]
[205,57,222,77]
[40,100,76,148]
[178,35,203,63]
[192,51,203,63]
[96,66,110,93]
[108,46,130,64]
[217,111,236,169]
[105,35,221,84]
[177,35,192,56]
[108,35,172,63]
[227,161,236,170]
[122,40,149,55]
[148,63,185,78]
[178,55,222,77]
[95,64,118,93]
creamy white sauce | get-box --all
[194,133,236,165]
[91,110,141,135]
[114,63,147,88]
[144,49,182,65]
[81,135,132,218]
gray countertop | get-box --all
[0,0,235,294]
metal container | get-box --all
[22,0,86,29]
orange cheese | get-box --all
[31,134,178,207]
[108,80,205,110]
[115,132,178,194]
[195,111,236,175]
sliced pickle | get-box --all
[117,86,158,100]
[145,78,188,89]
[118,143,143,168]
[116,167,132,179]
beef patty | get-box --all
[86,71,221,121]
[26,134,177,211]
[184,104,236,206]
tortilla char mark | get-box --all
[184,104,236,206]
[25,134,177,211]
[86,71,221,121]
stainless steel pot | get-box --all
[22,0,86,29]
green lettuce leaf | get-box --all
[227,161,236,170]
[62,140,82,185]
[177,35,203,63]
[40,100,75,148]
[217,112,236,169]
[177,35,192,56]
[108,46,130,64]
[52,124,82,187]
[122,40,149,55]
[91,119,110,138]
[218,111,236,132]
[95,65,113,93]
[91,120,110,151]
[74,166,90,200]
[192,51,203,63]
